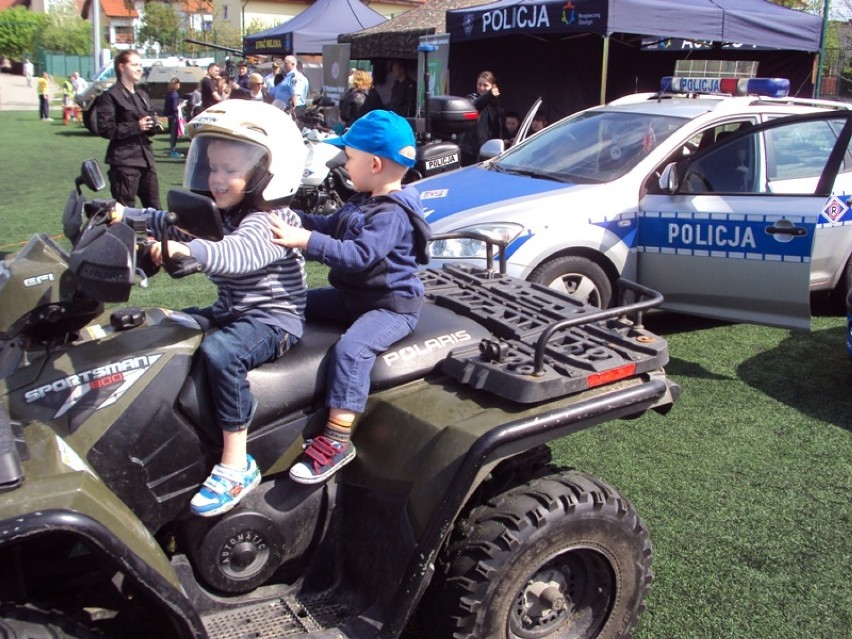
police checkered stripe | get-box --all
[636,210,811,263]
[817,218,852,229]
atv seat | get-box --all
[177,303,488,440]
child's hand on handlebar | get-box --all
[150,240,189,266]
[110,202,125,224]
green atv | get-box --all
[0,161,679,638]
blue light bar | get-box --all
[660,76,790,98]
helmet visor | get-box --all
[183,136,270,205]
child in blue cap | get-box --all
[269,109,431,483]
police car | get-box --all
[414,77,852,330]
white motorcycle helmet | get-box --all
[183,100,307,210]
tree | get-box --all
[40,0,93,56]
[137,2,182,54]
[0,7,48,60]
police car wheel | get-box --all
[830,254,852,313]
[528,256,612,309]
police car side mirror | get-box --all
[480,138,505,161]
[658,162,679,193]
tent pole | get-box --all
[600,36,610,105]
[814,0,831,98]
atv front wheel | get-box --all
[0,604,101,638]
[428,469,652,639]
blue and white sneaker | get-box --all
[191,455,261,517]
[289,436,355,484]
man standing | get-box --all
[272,55,309,124]
[23,58,34,87]
[388,60,416,118]
[200,62,224,112]
[37,71,51,120]
[235,61,251,91]
[263,61,280,91]
[94,49,162,209]
[71,71,88,95]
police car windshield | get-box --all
[494,110,687,183]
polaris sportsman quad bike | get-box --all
[0,160,679,639]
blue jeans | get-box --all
[306,288,419,413]
[188,308,293,432]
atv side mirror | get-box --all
[64,160,105,244]
[77,159,106,194]
[166,190,224,241]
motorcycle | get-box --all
[291,127,356,216]
[292,95,477,216]
[0,160,679,639]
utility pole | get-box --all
[93,0,102,72]
[815,0,831,97]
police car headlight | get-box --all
[430,224,524,259]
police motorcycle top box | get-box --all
[0,149,680,635]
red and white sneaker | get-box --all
[289,436,355,484]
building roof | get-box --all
[100,0,137,18]
[338,0,493,59]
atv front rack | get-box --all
[421,263,669,403]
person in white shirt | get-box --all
[70,71,88,95]
[263,61,280,92]
[271,55,309,125]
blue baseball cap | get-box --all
[326,110,417,168]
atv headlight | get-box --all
[430,223,525,259]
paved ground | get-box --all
[0,71,57,111]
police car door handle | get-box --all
[765,224,807,236]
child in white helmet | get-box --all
[113,101,308,516]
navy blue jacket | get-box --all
[300,186,431,314]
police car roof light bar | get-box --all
[659,76,790,98]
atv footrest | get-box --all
[421,264,670,404]
[202,594,350,638]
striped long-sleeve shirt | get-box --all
[127,205,307,339]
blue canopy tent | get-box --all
[445,0,822,119]
[244,0,386,56]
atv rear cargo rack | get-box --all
[421,262,669,403]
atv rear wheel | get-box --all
[427,469,652,639]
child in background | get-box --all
[114,101,309,516]
[268,110,431,483]
[164,77,183,158]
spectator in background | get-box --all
[188,81,203,119]
[531,110,548,134]
[504,110,521,147]
[338,69,372,128]
[271,55,309,125]
[388,60,416,118]
[0,56,11,74]
[459,70,505,166]
[37,71,51,121]
[230,73,267,102]
[200,62,224,111]
[23,58,34,87]
[95,49,162,209]
[70,71,88,95]
[163,76,184,158]
[371,60,393,107]
[235,61,250,91]
[263,61,280,91]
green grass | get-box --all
[2,110,851,639]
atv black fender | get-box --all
[332,369,678,637]
[0,422,205,639]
